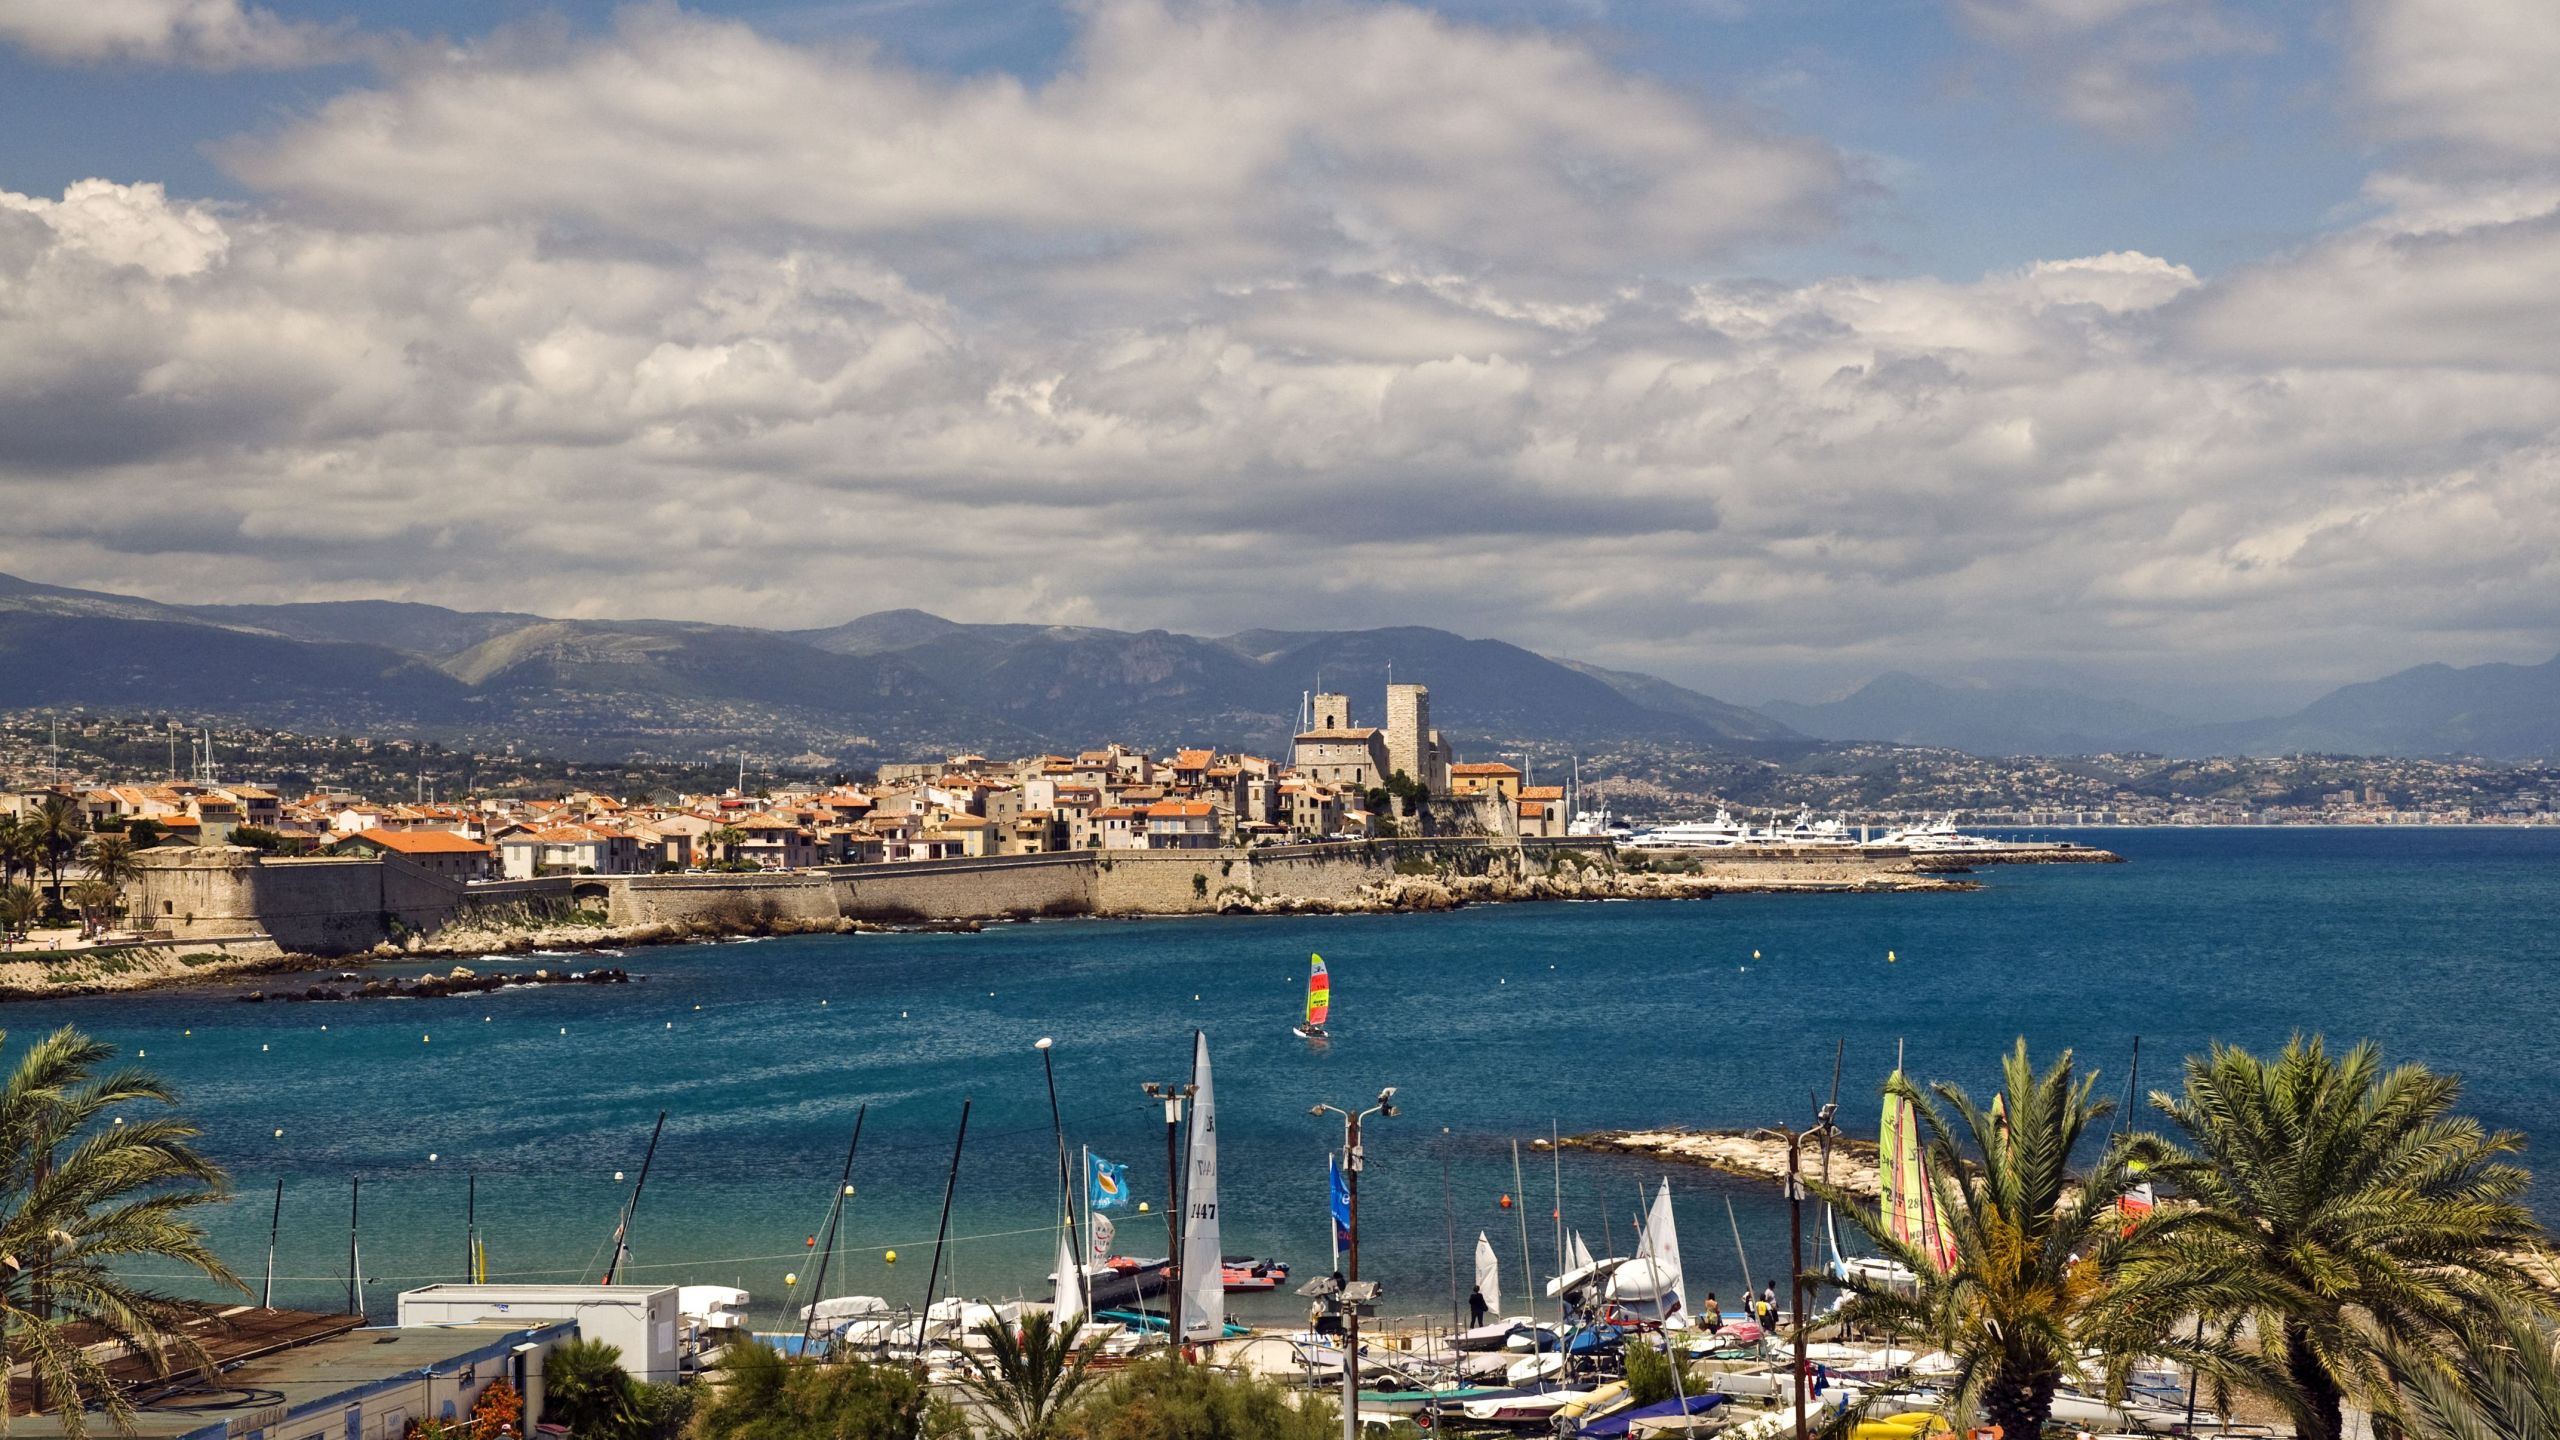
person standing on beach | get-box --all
[1469,1284,1489,1328]
[1702,1290,1720,1331]
[1760,1281,1779,1331]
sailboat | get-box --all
[1849,1066,1956,1287]
[1604,1180,1688,1324]
[1293,954,1330,1039]
[1176,1031,1224,1346]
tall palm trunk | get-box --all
[1982,1349,2061,1439]
[2286,1323,2344,1440]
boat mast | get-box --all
[800,1105,867,1355]
[604,1110,668,1285]
[264,1178,282,1309]
[1510,1139,1533,1315]
[913,1099,973,1355]
[347,1175,363,1318]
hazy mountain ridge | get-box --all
[0,575,1780,760]
[1766,659,2560,761]
[10,572,2553,762]
[1761,672,2189,757]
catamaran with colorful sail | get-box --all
[1839,1062,1957,1288]
[1294,953,1331,1039]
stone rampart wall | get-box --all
[598,873,842,927]
[828,852,1095,921]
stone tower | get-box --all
[1311,692,1351,731]
[1385,682,1429,786]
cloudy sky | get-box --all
[2,0,2555,714]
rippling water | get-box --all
[17,826,2559,1328]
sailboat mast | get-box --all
[1549,1119,1564,1301]
[1511,1140,1533,1313]
[606,1110,669,1285]
[264,1178,282,1309]
[801,1105,867,1355]
[465,1172,477,1283]
[348,1175,363,1318]
[913,1099,973,1354]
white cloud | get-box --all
[1950,0,2274,138]
[0,0,356,67]
[222,1,1842,285]
[4,0,2560,704]
[2352,0,2560,167]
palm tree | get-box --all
[83,833,138,888]
[0,883,37,949]
[2139,1036,2546,1440]
[29,795,86,915]
[2381,1303,2560,1440]
[703,826,745,867]
[68,878,123,940]
[538,1337,636,1440]
[958,1311,1102,1439]
[1815,1040,2184,1438]
[0,1025,244,1436]
[0,816,42,893]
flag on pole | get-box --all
[1329,1153,1352,1258]
[1088,1154,1131,1212]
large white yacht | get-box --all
[1622,808,1753,849]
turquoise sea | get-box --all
[13,827,2560,1329]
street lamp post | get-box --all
[1754,1110,1839,1440]
[1141,1079,1196,1355]
[1312,1088,1399,1440]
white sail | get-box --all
[1646,1178,1688,1321]
[1607,1180,1689,1321]
[1569,1231,1594,1272]
[1474,1231,1501,1314]
[1053,1222,1085,1326]
[1177,1031,1223,1342]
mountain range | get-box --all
[0,573,1788,762]
[3,572,2554,762]
[1763,661,2560,761]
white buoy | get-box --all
[429,1153,439,1162]
[261,1044,269,1052]
[614,1170,625,1182]
[274,1128,283,1137]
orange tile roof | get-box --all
[348,830,493,856]
[1450,762,1522,776]
[1146,801,1214,817]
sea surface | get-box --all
[13,827,2560,1330]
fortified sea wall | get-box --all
[124,839,1619,954]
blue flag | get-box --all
[1329,1154,1352,1253]
[1089,1154,1132,1212]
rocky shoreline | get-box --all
[4,845,2031,1001]
[1558,1126,1888,1199]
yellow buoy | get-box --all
[1138,1201,1151,1213]
[883,1250,897,1265]
[785,1272,798,1285]
[423,1034,431,1043]
[1888,950,1897,963]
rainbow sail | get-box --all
[1880,1072,1955,1272]
[1305,954,1330,1028]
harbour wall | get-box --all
[118,839,1625,954]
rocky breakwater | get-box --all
[1559,1127,1887,1200]
[234,963,636,1003]
[1215,852,1975,915]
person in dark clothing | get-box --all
[1468,1284,1489,1328]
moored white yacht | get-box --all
[1622,809,1750,849]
